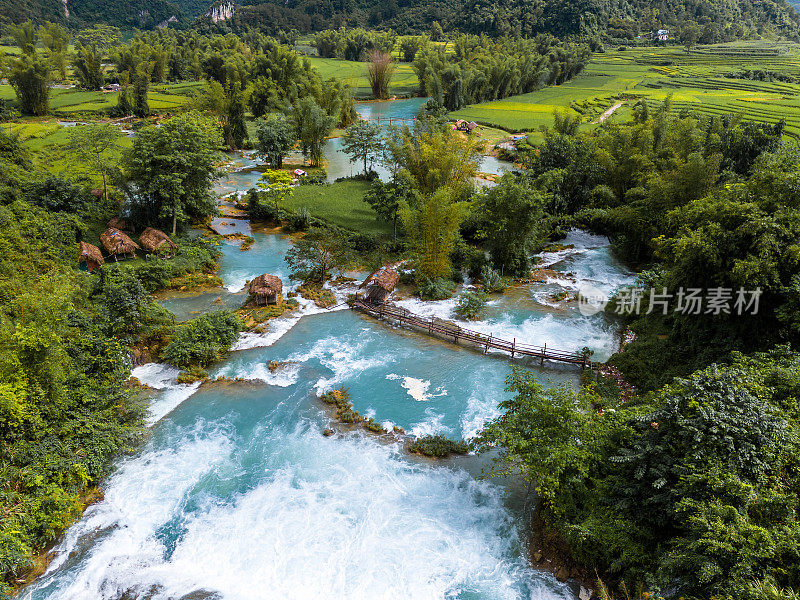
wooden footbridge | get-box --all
[351,300,599,370]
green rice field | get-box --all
[451,41,800,137]
[0,80,200,116]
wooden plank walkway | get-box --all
[351,300,599,370]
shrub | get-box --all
[363,417,387,433]
[298,170,327,185]
[128,237,220,292]
[408,435,469,457]
[480,265,506,293]
[319,388,364,424]
[162,310,243,368]
[284,207,311,232]
[455,290,489,320]
[417,275,456,300]
[347,231,381,253]
[176,365,210,383]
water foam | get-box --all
[22,418,575,600]
[232,289,351,351]
[132,364,203,425]
[23,421,235,600]
[386,373,448,402]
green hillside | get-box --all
[198,0,800,41]
[3,0,800,43]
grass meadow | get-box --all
[305,56,419,98]
[285,180,392,236]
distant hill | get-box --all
[2,0,799,42]
[0,0,210,29]
[198,0,800,41]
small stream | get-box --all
[215,98,514,191]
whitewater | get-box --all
[18,101,633,599]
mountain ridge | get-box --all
[1,0,798,42]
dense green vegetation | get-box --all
[0,109,227,595]
[0,130,158,596]
[194,0,800,42]
[475,358,800,599]
[5,8,800,600]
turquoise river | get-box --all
[18,100,634,600]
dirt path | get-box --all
[594,101,625,124]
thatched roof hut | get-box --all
[361,267,399,304]
[107,216,129,231]
[249,274,283,305]
[100,228,140,261]
[140,227,178,256]
[78,241,104,273]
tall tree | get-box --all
[400,187,469,279]
[65,124,123,203]
[40,22,69,54]
[9,56,50,116]
[366,49,395,100]
[341,119,382,177]
[9,21,37,55]
[41,22,69,82]
[289,97,335,168]
[122,113,222,235]
[255,115,295,168]
[132,65,150,117]
[386,119,479,195]
[364,179,409,240]
[285,227,351,283]
[474,175,546,277]
[196,79,248,151]
[72,44,104,90]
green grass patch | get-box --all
[285,180,391,235]
[306,56,419,98]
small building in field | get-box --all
[653,29,670,41]
[100,228,140,261]
[78,241,104,272]
[249,274,283,305]
[139,227,178,257]
[360,267,399,304]
[454,120,478,133]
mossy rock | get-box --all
[408,435,469,458]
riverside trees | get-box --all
[386,117,479,280]
[289,97,335,168]
[122,113,222,235]
[475,357,800,600]
[341,120,382,177]
[256,115,296,168]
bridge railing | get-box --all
[353,300,595,367]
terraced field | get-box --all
[3,120,132,176]
[0,81,200,116]
[451,41,800,137]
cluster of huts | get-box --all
[78,220,179,272]
[454,120,478,133]
[243,265,400,309]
